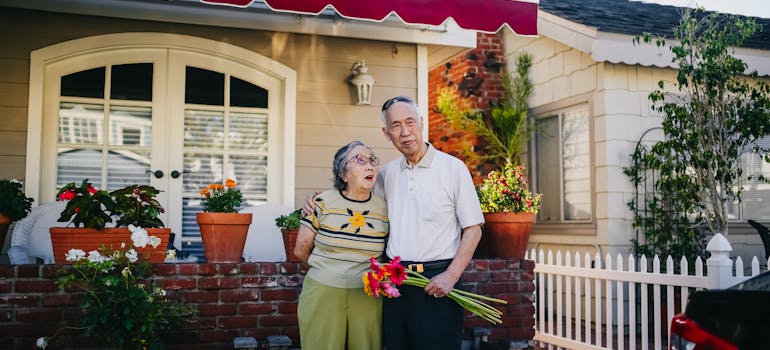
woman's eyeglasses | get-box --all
[381,96,414,112]
[347,153,380,167]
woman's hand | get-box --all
[301,191,320,216]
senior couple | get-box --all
[294,96,485,350]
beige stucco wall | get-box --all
[0,7,408,208]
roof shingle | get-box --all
[539,0,770,50]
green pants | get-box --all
[297,276,382,350]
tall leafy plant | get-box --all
[436,52,534,169]
[636,10,770,236]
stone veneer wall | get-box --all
[0,260,534,349]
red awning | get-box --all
[200,0,538,35]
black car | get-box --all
[670,270,770,350]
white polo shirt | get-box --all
[374,143,484,262]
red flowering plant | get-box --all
[57,180,166,230]
[363,257,507,324]
[477,160,542,214]
[57,179,116,229]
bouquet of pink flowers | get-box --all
[362,257,507,324]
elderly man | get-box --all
[376,96,484,350]
[303,95,483,349]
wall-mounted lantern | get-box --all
[348,60,375,105]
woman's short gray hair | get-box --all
[332,140,371,190]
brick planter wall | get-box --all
[0,260,534,349]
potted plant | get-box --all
[0,179,34,248]
[275,209,302,263]
[50,179,171,264]
[37,225,195,350]
[435,52,534,171]
[476,160,542,259]
[196,179,252,263]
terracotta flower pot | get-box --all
[280,228,300,263]
[481,212,535,259]
[196,212,252,263]
[49,227,171,264]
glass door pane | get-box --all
[56,63,155,196]
[177,68,270,261]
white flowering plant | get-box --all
[37,225,195,350]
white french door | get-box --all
[40,44,285,257]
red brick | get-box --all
[477,282,508,295]
[219,316,258,329]
[509,281,535,293]
[157,277,197,290]
[15,308,61,321]
[220,289,258,302]
[259,314,298,326]
[41,293,80,306]
[0,324,42,336]
[0,281,10,293]
[197,303,238,316]
[199,329,239,342]
[198,277,239,289]
[241,276,278,288]
[473,260,490,270]
[239,263,258,274]
[260,289,298,301]
[279,275,303,287]
[490,260,507,270]
[0,265,14,278]
[461,271,489,283]
[197,264,218,276]
[521,259,535,270]
[17,265,41,278]
[0,295,40,307]
[181,291,219,303]
[41,265,64,278]
[507,303,535,316]
[279,263,300,274]
[181,317,217,330]
[276,301,298,314]
[491,271,519,282]
[155,263,177,276]
[217,263,240,275]
[177,263,198,275]
[0,310,11,322]
[257,262,278,274]
[239,302,275,314]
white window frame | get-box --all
[530,96,595,234]
[25,33,297,208]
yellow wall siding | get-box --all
[0,7,414,207]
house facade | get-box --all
[507,0,770,260]
[0,0,492,256]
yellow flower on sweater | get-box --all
[348,212,366,228]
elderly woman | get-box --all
[294,140,389,350]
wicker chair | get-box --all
[8,201,68,264]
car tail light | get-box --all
[669,314,738,350]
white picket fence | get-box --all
[530,234,770,350]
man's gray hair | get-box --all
[332,140,371,190]
[380,95,420,127]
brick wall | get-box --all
[429,32,508,183]
[0,260,534,349]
